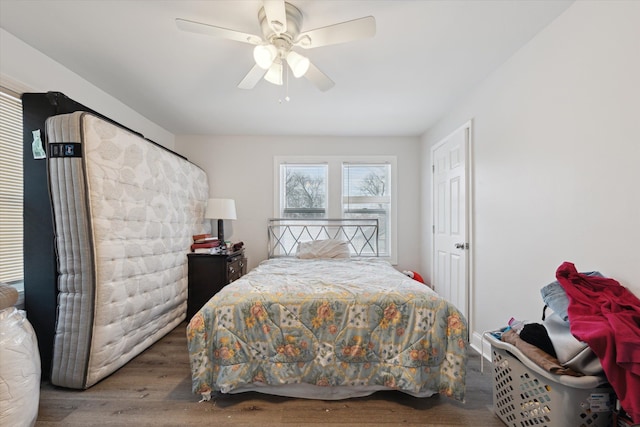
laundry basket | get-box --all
[485,332,613,427]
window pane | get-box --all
[281,164,327,218]
[0,90,24,284]
[343,164,389,197]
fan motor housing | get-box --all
[258,2,302,45]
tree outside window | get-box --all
[281,164,327,218]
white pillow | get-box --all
[296,239,351,259]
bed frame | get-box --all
[267,218,379,258]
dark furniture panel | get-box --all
[187,250,246,320]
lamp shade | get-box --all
[205,198,237,220]
[286,50,310,78]
[253,44,277,69]
[264,59,283,85]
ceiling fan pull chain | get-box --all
[279,64,291,103]
[285,64,290,102]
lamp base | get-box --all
[217,219,225,248]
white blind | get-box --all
[0,89,23,283]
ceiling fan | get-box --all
[176,1,376,92]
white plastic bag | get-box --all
[0,307,41,427]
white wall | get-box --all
[175,135,422,272]
[0,28,174,148]
[420,1,640,350]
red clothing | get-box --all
[556,262,640,423]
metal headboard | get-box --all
[268,218,379,258]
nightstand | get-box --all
[186,249,247,320]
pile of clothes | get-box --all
[494,262,640,424]
[494,315,601,377]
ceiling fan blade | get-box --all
[263,0,287,34]
[304,62,335,92]
[238,64,268,89]
[295,16,376,49]
[176,18,262,45]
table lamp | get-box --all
[205,198,237,248]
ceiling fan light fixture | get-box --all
[177,2,376,92]
[264,60,283,85]
[253,44,278,69]
[286,50,310,78]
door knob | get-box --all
[454,243,468,250]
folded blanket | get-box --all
[501,329,583,377]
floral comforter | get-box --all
[187,258,468,401]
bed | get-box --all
[186,219,468,402]
[46,111,209,388]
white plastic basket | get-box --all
[485,332,613,427]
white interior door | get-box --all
[432,124,469,318]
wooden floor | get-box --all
[36,323,504,426]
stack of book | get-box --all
[190,234,220,253]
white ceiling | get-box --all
[0,1,572,137]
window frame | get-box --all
[274,155,397,264]
[342,162,392,258]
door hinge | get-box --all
[432,164,435,173]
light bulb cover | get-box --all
[253,44,277,69]
[264,60,283,85]
[286,50,310,78]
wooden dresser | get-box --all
[186,249,247,320]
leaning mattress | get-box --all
[46,111,209,388]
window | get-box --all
[0,88,23,286]
[343,163,391,256]
[280,164,327,218]
[274,156,397,262]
